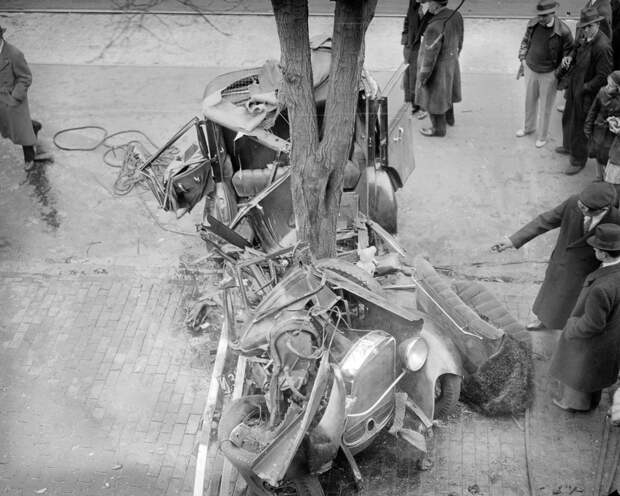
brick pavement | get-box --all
[0,261,613,496]
[0,266,215,496]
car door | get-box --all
[384,64,416,187]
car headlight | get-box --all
[398,337,428,372]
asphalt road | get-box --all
[2,0,585,18]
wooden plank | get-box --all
[218,355,248,496]
[193,290,231,496]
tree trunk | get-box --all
[271,0,377,258]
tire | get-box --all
[218,395,267,469]
[433,373,461,419]
[315,258,383,293]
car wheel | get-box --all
[434,373,461,419]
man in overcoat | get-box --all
[584,0,613,39]
[0,25,40,171]
[492,182,620,330]
[401,0,432,116]
[415,0,463,138]
[549,223,620,411]
[556,7,613,175]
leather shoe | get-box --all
[34,151,54,162]
[552,398,588,412]
[515,129,534,138]
[419,127,445,137]
[416,110,428,120]
[555,146,570,155]
[564,164,585,175]
[526,319,546,330]
[24,161,35,172]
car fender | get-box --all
[400,317,464,421]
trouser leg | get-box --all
[430,113,447,136]
[23,145,34,163]
[32,119,41,137]
[524,65,539,133]
[445,106,454,126]
[537,71,557,141]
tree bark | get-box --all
[271,0,377,258]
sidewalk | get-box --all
[0,265,218,495]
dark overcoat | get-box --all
[401,0,431,103]
[414,7,463,115]
[549,263,620,392]
[509,195,620,329]
[0,41,36,146]
[585,86,620,164]
[562,31,612,164]
[612,0,620,68]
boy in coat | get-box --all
[415,0,464,137]
[549,223,620,411]
[492,182,620,330]
[0,25,46,171]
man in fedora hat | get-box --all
[516,0,573,148]
[556,7,612,174]
[549,223,620,411]
[0,25,49,171]
[401,0,432,118]
[492,182,620,331]
[415,0,463,137]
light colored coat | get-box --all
[0,40,36,146]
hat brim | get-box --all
[577,15,605,27]
[586,236,620,251]
[536,7,557,15]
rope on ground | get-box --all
[524,409,537,496]
[52,125,177,196]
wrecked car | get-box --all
[133,35,415,254]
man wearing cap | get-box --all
[0,25,48,171]
[415,0,464,137]
[516,0,573,148]
[549,223,620,411]
[556,7,613,175]
[492,182,620,330]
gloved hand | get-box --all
[491,236,514,253]
[561,55,573,69]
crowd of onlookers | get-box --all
[402,0,620,424]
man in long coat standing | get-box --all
[492,182,620,330]
[549,223,620,411]
[0,25,39,172]
[556,7,612,175]
[415,0,464,138]
[402,0,432,117]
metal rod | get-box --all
[347,370,406,418]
